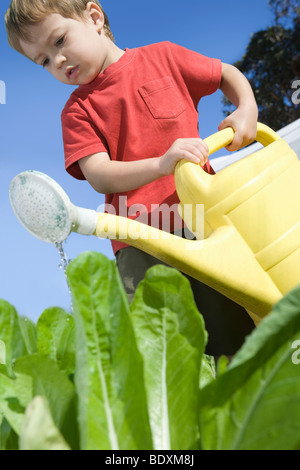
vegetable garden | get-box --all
[1,251,300,450]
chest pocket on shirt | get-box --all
[138,76,186,119]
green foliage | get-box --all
[1,251,300,450]
[223,26,300,130]
[67,252,152,450]
[199,286,300,449]
[130,266,207,450]
[223,0,300,130]
[0,341,5,365]
[268,0,300,27]
[20,396,71,450]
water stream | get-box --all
[55,241,73,313]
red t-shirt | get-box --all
[62,41,222,254]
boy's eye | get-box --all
[56,35,65,47]
[42,58,50,68]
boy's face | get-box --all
[19,7,108,85]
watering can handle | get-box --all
[204,122,281,156]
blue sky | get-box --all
[0,0,275,322]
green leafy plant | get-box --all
[1,251,300,450]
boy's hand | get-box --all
[218,106,258,152]
[219,62,258,152]
[159,138,209,176]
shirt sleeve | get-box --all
[166,42,222,107]
[61,107,109,180]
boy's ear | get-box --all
[85,2,105,32]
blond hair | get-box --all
[5,0,114,56]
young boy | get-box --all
[5,0,258,357]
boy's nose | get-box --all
[54,53,67,69]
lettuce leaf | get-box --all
[67,251,153,450]
[199,283,300,450]
[130,265,207,450]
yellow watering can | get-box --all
[9,123,300,324]
[94,123,300,324]
[174,123,300,323]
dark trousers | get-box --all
[116,246,255,357]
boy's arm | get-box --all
[218,62,258,151]
[78,138,209,194]
[79,151,162,194]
